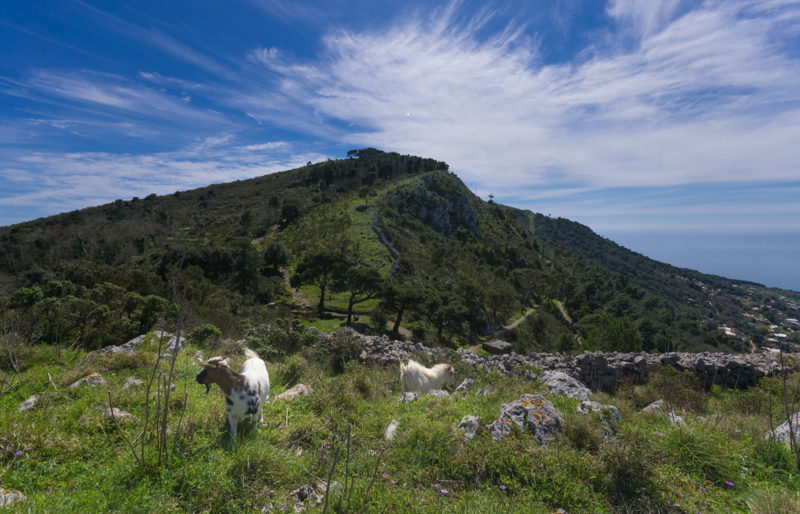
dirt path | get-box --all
[553,300,572,324]
[468,307,537,353]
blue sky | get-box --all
[1,0,799,286]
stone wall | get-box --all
[328,327,796,391]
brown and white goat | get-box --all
[196,348,270,442]
[400,359,455,393]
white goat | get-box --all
[195,348,270,443]
[400,359,455,393]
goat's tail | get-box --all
[400,361,408,374]
[244,348,259,361]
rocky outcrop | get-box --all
[68,372,107,389]
[482,340,512,355]
[487,393,563,443]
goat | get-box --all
[400,359,455,393]
[196,348,270,443]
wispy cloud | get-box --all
[250,0,800,201]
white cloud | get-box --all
[251,0,800,204]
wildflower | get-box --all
[281,505,287,511]
[699,486,707,491]
[278,425,283,429]
[384,381,388,383]
[61,360,66,364]
[500,485,506,490]
[367,404,372,408]
[43,362,47,365]
[433,483,440,488]
[14,451,23,456]
[461,397,466,400]
[50,394,56,397]
[724,481,734,487]
[440,489,448,495]
[381,473,388,478]
[103,367,108,371]
[323,455,327,460]
[391,480,396,485]
[654,431,664,436]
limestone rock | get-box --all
[482,340,512,355]
[457,415,482,440]
[290,484,322,512]
[455,378,475,393]
[426,389,450,398]
[487,393,563,443]
[277,384,312,402]
[19,395,38,412]
[398,392,418,404]
[768,412,800,447]
[640,399,664,414]
[539,371,591,401]
[385,419,399,441]
[0,488,26,506]
[667,410,685,426]
[577,400,622,424]
[103,407,137,423]
[122,377,144,389]
[68,372,107,389]
[476,389,491,396]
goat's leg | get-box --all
[229,416,238,446]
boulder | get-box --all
[456,415,482,441]
[122,377,144,389]
[667,410,685,426]
[277,384,312,402]
[768,412,800,447]
[19,395,38,412]
[68,373,107,389]
[0,488,26,506]
[487,393,563,443]
[539,371,591,401]
[103,407,137,424]
[455,378,475,393]
[640,399,664,414]
[426,389,450,398]
[385,419,399,441]
[398,392,418,404]
[482,340,513,355]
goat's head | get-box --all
[195,356,231,394]
[445,364,455,383]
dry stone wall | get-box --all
[326,327,795,392]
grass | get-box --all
[1,339,799,513]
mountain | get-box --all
[1,149,798,354]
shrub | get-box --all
[186,323,222,348]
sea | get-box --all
[598,230,800,293]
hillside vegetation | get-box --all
[0,149,797,356]
[2,150,800,512]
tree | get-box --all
[345,266,383,324]
[290,250,348,314]
[234,240,261,296]
[379,281,424,334]
[484,282,519,330]
[263,242,290,273]
[586,313,643,352]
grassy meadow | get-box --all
[1,336,799,513]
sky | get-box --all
[1,0,799,289]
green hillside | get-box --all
[0,149,798,355]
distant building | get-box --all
[787,318,798,325]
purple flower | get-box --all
[14,451,23,456]
[323,455,327,460]
[367,404,372,408]
[278,425,283,429]
[384,381,388,383]
[724,481,734,487]
[715,494,720,497]
[433,483,440,488]
[103,367,108,371]
[381,473,388,478]
[654,431,664,436]
[50,394,56,397]
[43,362,47,365]
[281,505,287,511]
[500,485,506,490]
[61,360,66,363]
[391,480,396,485]
[440,489,448,495]
[699,486,707,491]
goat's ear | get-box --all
[221,357,231,366]
[205,383,211,395]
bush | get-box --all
[187,323,222,348]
